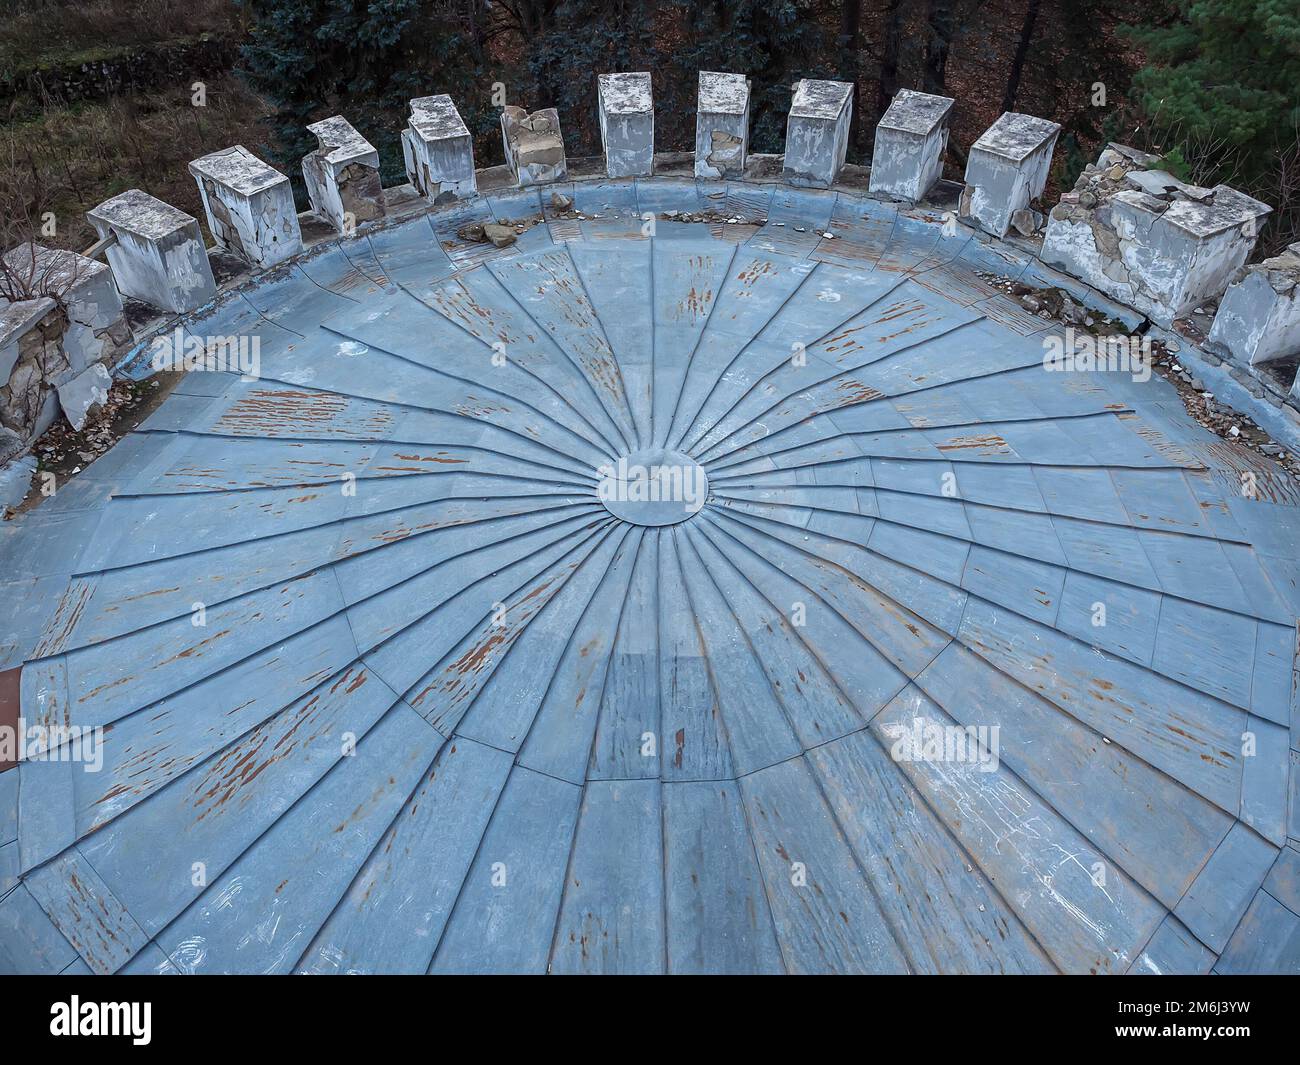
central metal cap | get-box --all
[597,448,709,526]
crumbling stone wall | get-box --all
[1042,145,1270,327]
[0,302,70,462]
[0,35,238,109]
[0,244,130,454]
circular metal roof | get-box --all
[2,178,1297,975]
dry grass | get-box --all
[0,74,274,253]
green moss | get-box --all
[2,34,221,85]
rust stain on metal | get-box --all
[214,389,393,437]
[34,580,94,658]
[834,379,884,405]
[936,434,1010,456]
[0,666,19,772]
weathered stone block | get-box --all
[869,89,954,202]
[0,299,54,400]
[2,244,129,373]
[782,79,853,188]
[188,145,302,269]
[1041,144,1272,327]
[960,112,1060,237]
[403,95,476,203]
[303,116,385,233]
[695,71,750,179]
[56,361,112,432]
[87,189,217,314]
[598,72,654,178]
[501,106,567,187]
[1209,244,1300,370]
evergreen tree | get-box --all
[665,0,833,156]
[522,1,833,159]
[1129,0,1300,189]
[526,0,662,157]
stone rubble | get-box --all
[658,209,767,226]
[977,268,1300,479]
[975,269,1132,335]
[455,215,549,247]
[1009,207,1045,238]
[1150,342,1300,477]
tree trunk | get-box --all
[1002,0,1042,113]
[840,0,862,154]
[876,0,904,126]
[467,0,486,53]
[923,0,953,95]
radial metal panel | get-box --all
[1,178,1298,975]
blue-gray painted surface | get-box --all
[1,177,1298,974]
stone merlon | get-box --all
[598,72,654,179]
[869,89,954,203]
[303,116,386,234]
[960,112,1060,238]
[695,71,751,180]
[501,106,567,187]
[1208,242,1300,371]
[782,79,853,189]
[2,243,129,375]
[403,95,476,203]
[188,145,303,269]
[87,189,217,314]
